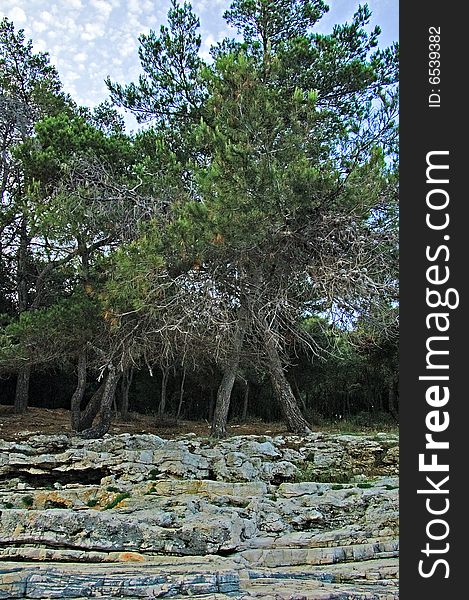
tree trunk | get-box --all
[14,219,30,413]
[80,367,119,438]
[176,368,186,420]
[263,330,312,435]
[241,381,249,422]
[291,373,308,415]
[211,366,236,438]
[76,380,105,431]
[158,366,170,416]
[14,365,30,414]
[70,352,87,431]
[120,367,133,419]
[211,308,247,438]
[388,379,398,421]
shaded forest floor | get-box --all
[0,405,398,441]
[0,405,290,441]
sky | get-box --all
[3,0,398,131]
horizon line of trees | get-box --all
[0,0,399,438]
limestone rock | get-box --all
[0,431,399,598]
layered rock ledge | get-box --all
[0,431,399,599]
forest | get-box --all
[0,0,399,438]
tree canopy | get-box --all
[0,3,399,438]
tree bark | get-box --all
[14,219,30,413]
[388,378,398,421]
[14,365,30,414]
[263,329,312,435]
[176,368,186,420]
[291,373,308,415]
[76,380,105,431]
[120,367,133,419]
[70,352,87,431]
[211,308,247,438]
[158,366,170,416]
[80,366,119,438]
[241,381,249,422]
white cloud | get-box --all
[192,0,208,11]
[125,14,143,29]
[91,0,113,18]
[33,38,47,52]
[74,52,87,63]
[200,33,215,60]
[146,14,159,27]
[193,0,226,12]
[32,21,48,33]
[127,0,140,15]
[68,0,83,8]
[217,27,232,40]
[39,11,54,24]
[81,22,105,41]
[66,84,78,97]
[64,71,80,82]
[52,16,76,32]
[118,34,138,57]
[139,0,154,12]
[9,7,27,24]
[120,46,135,58]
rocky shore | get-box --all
[0,431,399,598]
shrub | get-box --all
[21,495,34,508]
[102,492,130,510]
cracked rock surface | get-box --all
[0,432,399,598]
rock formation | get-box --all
[0,431,399,598]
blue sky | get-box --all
[3,0,398,129]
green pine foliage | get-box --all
[0,2,399,430]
